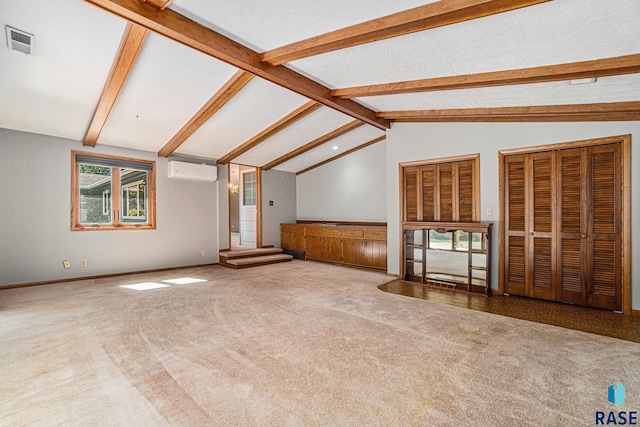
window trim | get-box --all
[71,151,156,231]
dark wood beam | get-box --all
[217,101,321,164]
[333,54,640,98]
[377,102,640,122]
[297,135,386,175]
[261,0,551,66]
[83,0,388,129]
[84,23,147,147]
[262,120,364,170]
[158,70,254,158]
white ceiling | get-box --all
[1,0,639,173]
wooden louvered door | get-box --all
[529,152,556,300]
[505,151,560,301]
[504,154,527,296]
[504,142,621,310]
[557,144,621,310]
[402,159,477,223]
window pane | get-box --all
[120,169,147,223]
[79,164,112,224]
[243,171,256,206]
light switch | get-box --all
[486,208,493,216]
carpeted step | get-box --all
[222,253,293,269]
[219,247,283,260]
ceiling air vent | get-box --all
[6,26,34,55]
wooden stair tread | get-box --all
[219,248,283,259]
[221,253,293,269]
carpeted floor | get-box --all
[1,261,638,426]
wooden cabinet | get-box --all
[402,222,492,295]
[402,156,479,223]
[280,223,387,270]
[503,142,622,310]
[281,224,306,259]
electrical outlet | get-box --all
[486,208,493,216]
[80,259,87,267]
[319,213,323,219]
[62,260,71,269]
[201,250,206,257]
[365,213,370,220]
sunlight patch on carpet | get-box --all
[162,277,207,285]
[120,282,170,291]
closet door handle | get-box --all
[581,233,587,238]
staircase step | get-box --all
[219,247,283,259]
[222,254,293,269]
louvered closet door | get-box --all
[420,164,436,221]
[504,155,527,296]
[457,160,475,222]
[586,144,621,310]
[557,148,586,305]
[529,152,556,300]
[438,163,454,221]
[404,167,419,221]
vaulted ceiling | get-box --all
[1,0,639,174]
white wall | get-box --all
[0,128,220,286]
[386,122,640,309]
[296,140,387,222]
[261,169,297,247]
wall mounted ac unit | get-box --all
[167,161,217,182]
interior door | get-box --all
[240,170,257,246]
[504,154,527,296]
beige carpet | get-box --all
[1,261,638,426]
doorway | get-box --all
[228,164,261,250]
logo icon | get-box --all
[608,382,625,407]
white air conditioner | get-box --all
[167,161,217,182]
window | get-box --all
[72,151,156,230]
[243,170,256,206]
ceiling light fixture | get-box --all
[568,77,597,85]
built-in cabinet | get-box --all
[502,139,624,311]
[280,223,387,270]
[402,222,492,295]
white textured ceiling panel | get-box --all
[0,0,126,141]
[98,32,238,153]
[289,0,640,89]
[170,0,435,52]
[359,74,640,111]
[176,77,308,159]
[233,107,354,167]
[274,125,385,173]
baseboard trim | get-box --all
[386,272,400,278]
[0,263,219,290]
[633,309,640,317]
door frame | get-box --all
[498,134,631,314]
[227,164,262,249]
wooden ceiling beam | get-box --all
[217,101,321,164]
[158,70,253,158]
[378,102,640,122]
[262,120,364,170]
[84,22,147,147]
[140,0,173,11]
[333,54,640,98]
[297,135,386,175]
[83,0,388,130]
[261,0,551,66]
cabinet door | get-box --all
[305,235,323,260]
[368,239,387,269]
[323,236,343,263]
[343,238,366,265]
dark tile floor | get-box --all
[379,280,640,343]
